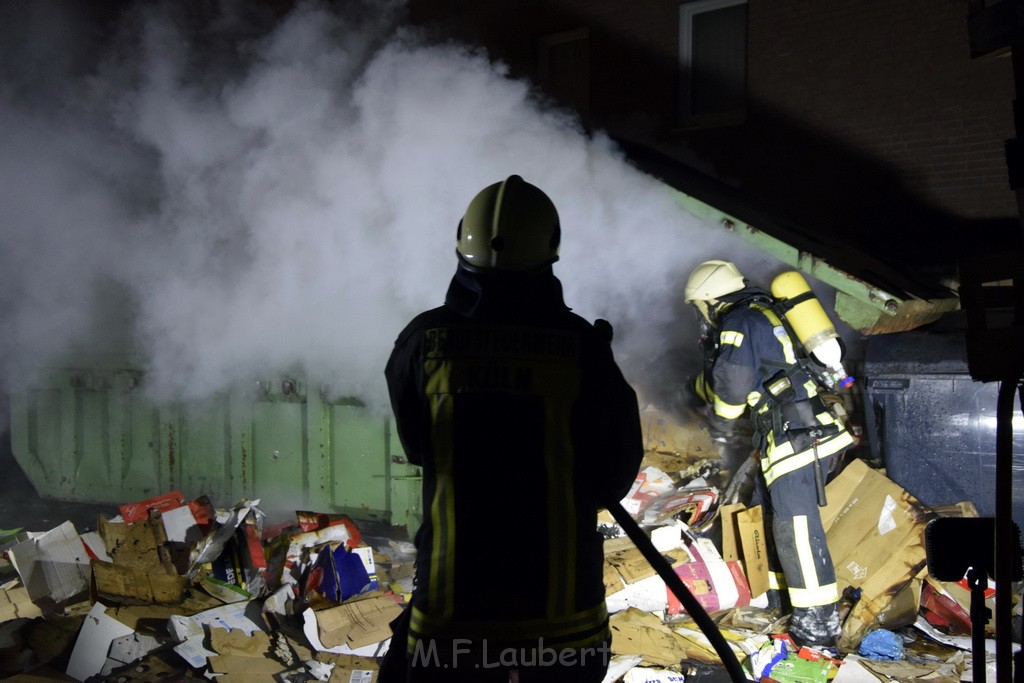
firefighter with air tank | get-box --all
[684,259,856,648]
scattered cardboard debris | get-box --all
[1,443,1019,683]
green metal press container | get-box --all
[9,363,422,529]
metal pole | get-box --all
[995,376,1022,683]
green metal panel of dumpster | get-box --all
[9,367,422,530]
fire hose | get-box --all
[604,499,754,683]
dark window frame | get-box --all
[678,0,748,129]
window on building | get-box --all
[539,28,590,119]
[678,0,747,126]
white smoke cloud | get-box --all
[0,0,785,419]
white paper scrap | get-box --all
[66,602,135,682]
[625,667,687,683]
[877,494,898,535]
[174,634,218,669]
[602,655,643,683]
[161,505,200,544]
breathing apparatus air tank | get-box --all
[770,271,854,390]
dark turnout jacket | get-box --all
[385,265,643,651]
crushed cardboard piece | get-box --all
[605,546,690,594]
[79,531,111,563]
[911,615,1015,656]
[119,491,186,524]
[170,600,266,638]
[207,653,289,679]
[302,608,391,656]
[187,499,263,578]
[99,651,190,682]
[854,652,966,683]
[719,504,770,598]
[8,521,91,603]
[605,547,692,614]
[668,557,751,616]
[174,634,218,669]
[110,602,188,630]
[105,632,163,674]
[821,459,935,651]
[641,486,719,529]
[314,593,402,650]
[671,623,766,666]
[0,585,42,622]
[98,516,171,570]
[736,506,768,598]
[622,467,677,516]
[209,625,271,657]
[608,607,691,668]
[20,614,83,666]
[91,560,189,605]
[93,515,187,605]
[923,574,996,636]
[638,403,717,460]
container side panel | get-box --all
[388,418,422,530]
[68,388,113,499]
[252,401,307,513]
[331,406,388,521]
[11,390,62,490]
[179,400,231,503]
[123,399,165,501]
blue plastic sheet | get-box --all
[857,629,904,660]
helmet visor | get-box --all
[692,299,718,326]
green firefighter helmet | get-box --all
[456,175,560,271]
[684,259,747,324]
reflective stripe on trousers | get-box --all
[758,458,839,608]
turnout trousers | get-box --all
[756,456,839,609]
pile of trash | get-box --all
[0,403,1018,682]
[593,404,1020,682]
[1,494,411,681]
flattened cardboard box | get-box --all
[93,515,188,604]
[821,459,935,651]
[317,593,403,650]
[604,546,690,594]
[91,561,189,605]
[0,584,43,621]
[8,521,91,603]
[720,503,769,598]
[608,607,693,668]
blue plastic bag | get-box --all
[857,629,904,660]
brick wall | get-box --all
[748,0,1015,219]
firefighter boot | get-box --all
[788,602,841,648]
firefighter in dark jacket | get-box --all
[684,259,855,648]
[381,175,644,682]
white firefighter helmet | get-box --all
[684,260,747,324]
[456,175,560,272]
[684,260,746,302]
